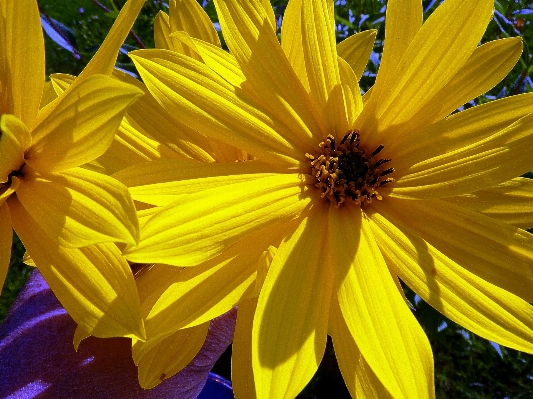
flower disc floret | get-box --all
[306,131,394,207]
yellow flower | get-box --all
[0,0,149,338]
[122,0,533,396]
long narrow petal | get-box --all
[329,297,394,398]
[392,112,533,199]
[412,37,523,128]
[131,49,302,166]
[214,0,324,145]
[124,173,312,266]
[369,206,533,354]
[376,198,533,302]
[154,11,172,49]
[281,0,308,91]
[357,0,421,127]
[300,0,347,136]
[445,178,533,229]
[141,224,287,340]
[338,57,363,129]
[360,0,494,146]
[336,30,377,81]
[135,323,209,389]
[0,204,12,292]
[9,197,144,339]
[390,93,533,170]
[25,75,143,173]
[16,167,138,248]
[233,298,257,399]
[0,0,44,128]
[192,38,246,87]
[114,159,282,206]
[77,0,146,82]
[253,205,333,399]
[170,0,221,46]
[331,205,434,398]
[113,70,219,164]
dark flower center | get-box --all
[306,130,394,207]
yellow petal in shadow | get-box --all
[16,167,138,247]
[252,205,332,399]
[0,0,44,129]
[169,0,221,46]
[10,196,144,339]
[445,178,533,229]
[135,322,209,389]
[233,298,258,399]
[26,75,143,173]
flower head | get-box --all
[0,0,151,338]
[123,0,533,396]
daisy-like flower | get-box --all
[122,0,533,396]
[0,0,150,338]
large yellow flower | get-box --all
[0,0,151,338]
[122,0,533,396]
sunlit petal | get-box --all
[124,173,312,266]
[154,11,172,50]
[369,207,533,354]
[0,114,31,182]
[336,30,377,82]
[331,206,434,398]
[169,0,221,46]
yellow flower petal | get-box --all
[336,30,377,82]
[10,196,144,339]
[376,198,533,303]
[412,37,523,128]
[167,31,204,61]
[445,178,533,229]
[135,323,209,389]
[338,56,363,129]
[213,0,324,145]
[300,0,348,136]
[329,298,394,398]
[331,206,434,398]
[25,75,143,173]
[392,112,533,199]
[369,207,533,354]
[192,38,247,87]
[281,0,308,91]
[16,167,139,248]
[252,205,333,399]
[154,11,172,50]
[0,203,12,292]
[130,49,302,166]
[113,70,218,164]
[233,298,257,399]
[358,0,421,127]
[361,0,494,146]
[114,159,281,206]
[124,173,312,266]
[390,93,533,170]
[0,114,31,182]
[169,0,221,46]
[0,0,44,129]
[77,0,146,82]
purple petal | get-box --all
[0,270,236,399]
